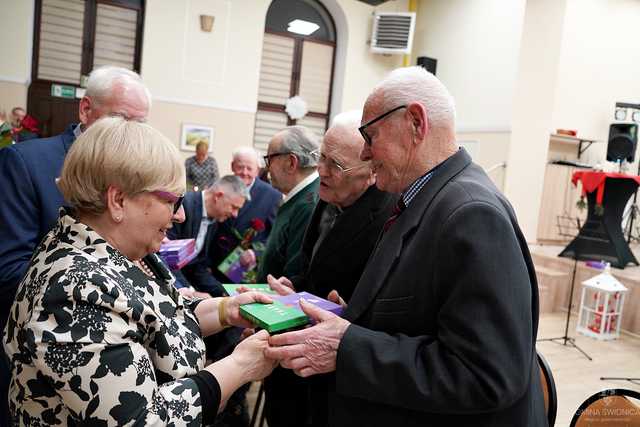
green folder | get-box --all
[240,300,309,334]
[222,283,278,296]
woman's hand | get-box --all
[230,329,278,382]
[225,292,273,328]
[267,274,295,296]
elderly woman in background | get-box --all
[4,117,276,425]
[185,140,219,191]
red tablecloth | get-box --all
[572,171,640,205]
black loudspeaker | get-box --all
[417,56,437,75]
[606,123,638,163]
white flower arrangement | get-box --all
[285,95,308,120]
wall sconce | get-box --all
[200,15,215,32]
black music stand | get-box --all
[537,254,592,360]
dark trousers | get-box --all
[264,367,310,427]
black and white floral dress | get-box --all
[4,209,218,426]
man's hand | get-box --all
[327,290,346,308]
[264,299,350,377]
[267,274,295,296]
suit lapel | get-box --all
[311,187,379,267]
[191,193,204,237]
[344,148,472,322]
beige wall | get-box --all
[412,0,525,132]
[505,0,568,241]
[147,101,255,176]
[333,0,408,113]
[0,82,28,120]
[0,0,33,82]
[142,0,409,168]
[551,0,640,165]
[0,0,33,115]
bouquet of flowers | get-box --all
[218,218,266,283]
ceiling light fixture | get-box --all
[287,19,319,36]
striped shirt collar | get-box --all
[401,171,434,208]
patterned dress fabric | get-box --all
[185,156,219,190]
[4,209,209,426]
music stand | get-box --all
[537,254,592,361]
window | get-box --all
[28,0,144,137]
[253,0,336,153]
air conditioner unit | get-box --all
[370,12,416,55]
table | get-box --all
[559,171,640,268]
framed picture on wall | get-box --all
[180,123,215,152]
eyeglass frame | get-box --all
[358,105,407,147]
[262,151,292,168]
[311,148,367,175]
[150,190,184,214]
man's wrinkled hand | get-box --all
[267,274,295,296]
[264,298,350,377]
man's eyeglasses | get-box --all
[358,105,407,146]
[150,191,184,214]
[311,149,367,175]
[263,152,291,168]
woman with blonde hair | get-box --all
[4,116,276,425]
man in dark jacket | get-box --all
[266,67,546,427]
[267,110,397,427]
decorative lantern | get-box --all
[576,263,628,340]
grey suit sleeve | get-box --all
[335,202,535,414]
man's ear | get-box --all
[406,102,428,142]
[287,153,299,173]
[106,185,126,223]
[78,96,92,126]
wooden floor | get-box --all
[537,312,640,426]
[247,312,640,426]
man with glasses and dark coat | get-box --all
[265,67,546,427]
[257,125,320,427]
[267,110,396,427]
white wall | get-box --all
[551,0,640,164]
[141,0,271,113]
[0,0,33,115]
[332,0,408,113]
[505,0,568,241]
[412,0,526,132]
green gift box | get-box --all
[222,283,278,296]
[239,300,309,334]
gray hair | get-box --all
[208,175,251,201]
[232,146,261,165]
[278,125,320,169]
[86,66,152,109]
[330,110,362,131]
[372,66,456,130]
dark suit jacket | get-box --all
[331,149,546,426]
[294,185,396,302]
[210,178,281,281]
[166,191,220,294]
[293,185,396,427]
[0,124,76,329]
